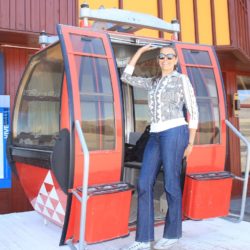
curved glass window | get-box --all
[13,44,64,148]
[187,67,220,144]
[62,32,116,151]
[69,34,106,55]
[183,49,212,66]
[74,54,115,151]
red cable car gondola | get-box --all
[7,6,233,247]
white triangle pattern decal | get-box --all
[34,202,42,212]
[52,212,61,223]
[55,202,65,215]
[39,184,48,196]
[43,207,51,217]
[49,187,59,200]
[45,197,54,209]
[34,170,65,225]
[36,194,44,205]
[44,171,53,185]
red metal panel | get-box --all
[73,190,132,243]
[184,174,233,219]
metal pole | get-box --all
[240,146,250,221]
[225,119,250,222]
[75,120,90,250]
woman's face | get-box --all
[158,47,178,74]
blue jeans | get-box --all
[135,125,189,242]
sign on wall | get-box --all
[0,95,11,188]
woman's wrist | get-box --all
[188,142,193,146]
[137,49,144,56]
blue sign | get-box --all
[0,95,11,188]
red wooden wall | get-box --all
[0,0,77,35]
[0,0,77,213]
[0,47,37,213]
[222,71,243,197]
[228,0,250,61]
[4,47,37,112]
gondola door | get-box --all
[175,44,233,220]
[57,25,124,243]
[175,43,227,173]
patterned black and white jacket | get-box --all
[121,65,199,132]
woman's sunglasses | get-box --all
[158,53,176,60]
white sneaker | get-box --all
[120,241,151,250]
[154,238,178,249]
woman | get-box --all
[120,44,199,250]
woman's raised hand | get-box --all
[128,44,157,66]
[138,44,157,54]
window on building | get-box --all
[237,75,250,172]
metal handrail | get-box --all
[225,119,250,222]
[75,120,90,250]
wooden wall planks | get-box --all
[0,0,77,35]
